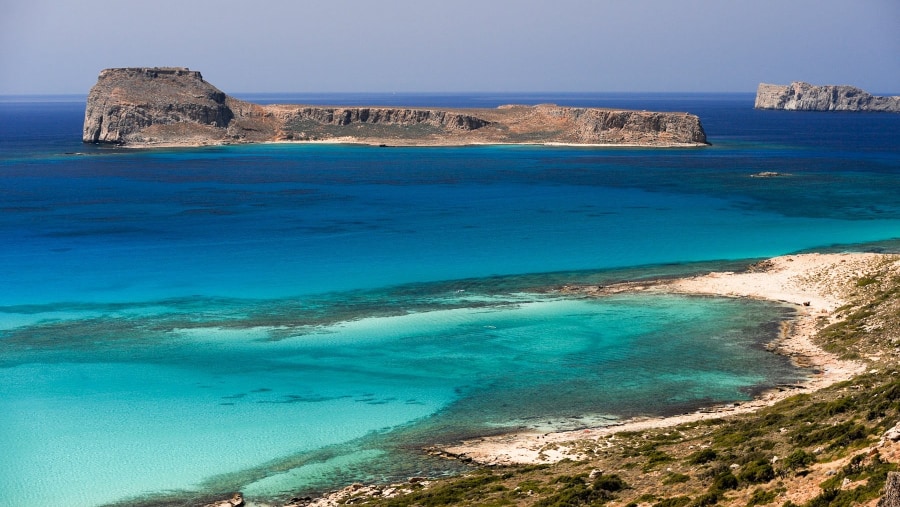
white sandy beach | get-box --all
[439,252,896,466]
[126,137,709,149]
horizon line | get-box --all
[0,90,762,99]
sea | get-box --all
[1,92,899,507]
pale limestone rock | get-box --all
[755,82,900,112]
[881,472,900,507]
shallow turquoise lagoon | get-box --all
[0,294,802,506]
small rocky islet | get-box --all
[754,82,900,112]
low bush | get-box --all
[663,473,691,485]
[746,488,778,506]
[532,473,629,507]
[784,449,816,471]
[739,460,775,485]
[710,472,739,493]
[653,496,692,507]
[687,449,718,465]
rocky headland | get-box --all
[82,67,709,147]
[755,82,900,112]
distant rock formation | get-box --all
[83,68,708,147]
[755,82,900,112]
[82,67,271,145]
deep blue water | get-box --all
[0,93,899,506]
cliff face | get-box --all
[83,68,708,147]
[285,107,491,130]
[83,68,238,144]
[569,107,707,145]
[755,82,900,112]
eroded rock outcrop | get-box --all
[83,68,708,147]
[285,107,490,130]
[568,107,707,144]
[84,68,235,144]
[881,472,900,507]
[755,82,900,112]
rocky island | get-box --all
[82,67,709,147]
[755,82,900,112]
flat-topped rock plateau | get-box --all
[755,81,900,112]
[82,67,709,148]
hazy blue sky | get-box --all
[1,0,898,95]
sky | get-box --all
[1,0,898,95]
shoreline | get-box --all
[436,252,890,466]
[112,137,710,150]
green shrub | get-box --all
[516,479,549,495]
[747,488,778,506]
[823,397,855,416]
[784,449,816,471]
[688,449,718,465]
[761,412,787,426]
[826,424,869,450]
[710,472,739,493]
[882,382,900,401]
[841,454,866,476]
[802,455,897,507]
[805,487,839,507]
[384,472,503,507]
[713,431,750,448]
[690,492,719,507]
[653,496,692,507]
[754,440,777,451]
[594,474,628,492]
[551,474,586,484]
[793,422,868,448]
[642,449,674,471]
[739,460,775,485]
[533,473,628,507]
[856,277,878,287]
[663,473,691,485]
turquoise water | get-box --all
[1,93,899,506]
[0,293,799,506]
